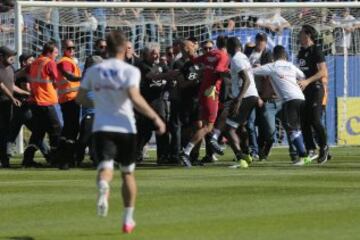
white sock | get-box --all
[184,143,195,155]
[123,207,135,225]
[97,180,109,194]
[212,129,221,141]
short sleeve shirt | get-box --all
[81,58,140,134]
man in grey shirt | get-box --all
[0,46,28,168]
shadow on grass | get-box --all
[2,237,35,240]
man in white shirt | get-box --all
[252,45,311,166]
[211,37,259,169]
[76,30,166,234]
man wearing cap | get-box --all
[56,39,82,169]
[0,46,30,168]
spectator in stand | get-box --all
[0,0,14,13]
[331,8,359,54]
[256,8,290,34]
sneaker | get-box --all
[97,189,109,217]
[251,153,259,161]
[293,156,312,166]
[22,161,43,168]
[211,154,219,162]
[318,146,329,165]
[242,154,253,164]
[180,152,192,168]
[122,222,136,234]
[209,139,224,156]
[201,154,219,163]
[308,150,318,161]
[228,160,249,169]
[259,157,268,162]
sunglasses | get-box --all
[99,45,107,49]
[66,46,75,50]
[204,47,213,51]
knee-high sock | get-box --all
[290,130,306,158]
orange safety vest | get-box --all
[56,56,81,104]
[28,55,58,106]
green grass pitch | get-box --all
[1,147,360,240]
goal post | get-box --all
[13,1,360,148]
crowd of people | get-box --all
[0,22,332,170]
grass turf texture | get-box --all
[0,147,360,240]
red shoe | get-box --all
[122,223,136,234]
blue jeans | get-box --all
[247,109,258,155]
[257,99,282,158]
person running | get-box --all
[76,30,166,234]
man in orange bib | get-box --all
[22,41,62,167]
[56,39,82,169]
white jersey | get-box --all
[81,58,140,134]
[231,51,259,99]
[252,60,305,102]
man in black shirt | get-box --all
[136,43,178,164]
[172,40,202,164]
[7,53,50,160]
[0,46,28,168]
[297,25,330,164]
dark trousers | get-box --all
[8,104,49,156]
[60,100,80,141]
[0,101,12,164]
[76,113,95,163]
[169,100,181,160]
[302,84,328,150]
[136,98,170,161]
[22,105,61,164]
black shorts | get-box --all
[281,99,304,131]
[226,96,258,128]
[94,131,137,167]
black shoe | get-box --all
[209,138,224,156]
[0,160,10,168]
[58,162,70,170]
[22,161,43,168]
[180,152,192,168]
[290,154,299,163]
[318,146,330,165]
[201,155,213,163]
[192,160,204,166]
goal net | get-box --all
[8,1,360,149]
